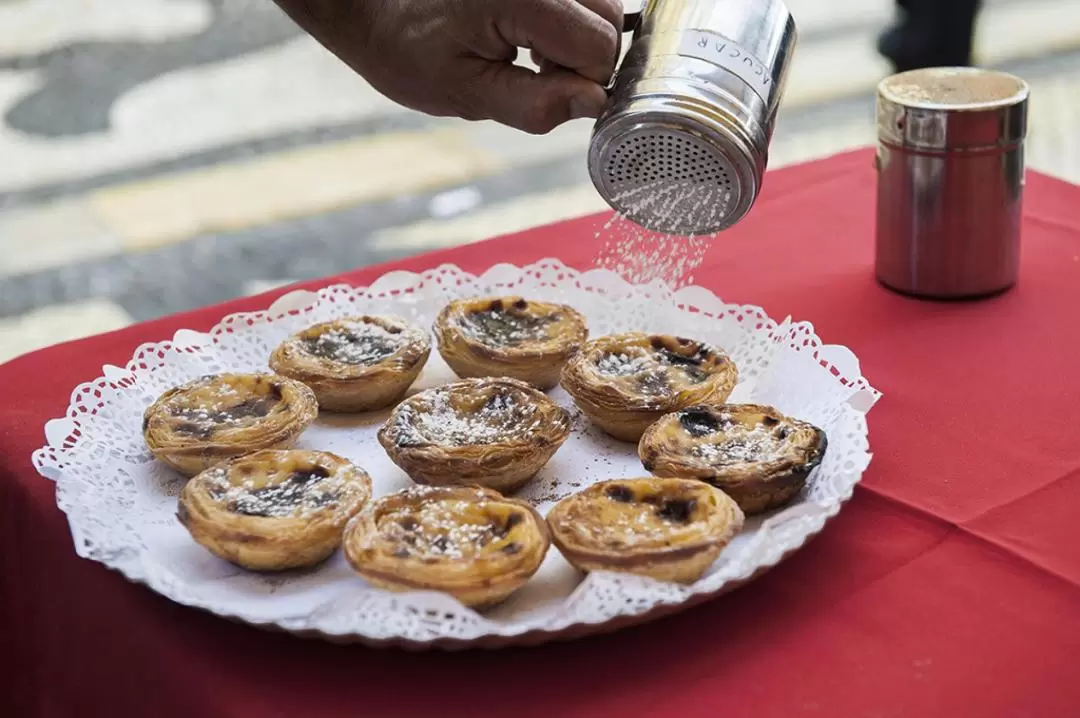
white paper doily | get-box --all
[32,259,879,649]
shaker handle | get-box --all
[605,9,643,94]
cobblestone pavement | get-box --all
[2,0,1079,362]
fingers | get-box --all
[570,0,625,62]
[574,0,625,40]
[530,0,624,73]
[492,0,621,85]
[456,58,608,134]
[530,48,560,74]
[576,0,626,72]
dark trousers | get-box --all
[879,0,983,72]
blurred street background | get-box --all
[2,0,1079,362]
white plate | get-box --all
[32,259,879,649]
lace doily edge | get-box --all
[65,448,868,649]
[26,258,879,647]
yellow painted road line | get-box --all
[0,198,120,279]
[89,129,502,250]
[369,184,609,252]
[0,299,133,364]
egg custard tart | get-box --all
[378,377,571,493]
[268,315,430,412]
[177,449,372,571]
[546,478,744,584]
[560,332,738,442]
[433,296,588,389]
[342,485,550,608]
[639,404,828,514]
[143,373,318,476]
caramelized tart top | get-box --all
[562,332,738,411]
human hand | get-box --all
[275,0,624,134]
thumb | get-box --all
[463,60,608,134]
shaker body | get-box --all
[588,0,797,236]
[874,67,1029,299]
[622,0,796,124]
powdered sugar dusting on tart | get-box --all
[393,386,544,447]
[456,307,558,348]
[595,352,650,376]
[379,499,517,560]
[205,464,349,519]
[559,485,706,549]
[302,320,419,366]
[692,422,787,466]
[594,342,716,395]
[164,377,281,437]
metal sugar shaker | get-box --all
[874,67,1030,299]
[588,0,797,236]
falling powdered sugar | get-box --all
[591,183,720,288]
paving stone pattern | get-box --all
[1,0,1079,363]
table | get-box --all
[3,149,1079,718]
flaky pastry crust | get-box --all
[639,404,828,514]
[433,295,588,389]
[268,314,430,412]
[560,332,738,442]
[377,377,571,493]
[342,485,550,608]
[143,373,318,476]
[177,449,372,571]
[546,477,744,584]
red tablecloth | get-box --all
[3,149,1079,717]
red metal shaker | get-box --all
[874,67,1030,299]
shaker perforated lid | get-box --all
[588,103,760,237]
